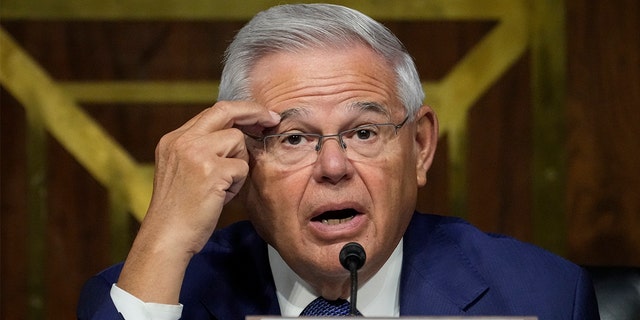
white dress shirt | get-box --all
[111,283,183,319]
[271,239,402,317]
[111,239,403,318]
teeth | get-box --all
[321,216,355,225]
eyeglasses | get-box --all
[246,115,410,167]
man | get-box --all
[78,4,599,319]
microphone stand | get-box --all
[339,242,366,316]
[348,261,359,316]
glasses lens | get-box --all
[264,133,318,166]
[254,118,406,168]
[339,124,390,159]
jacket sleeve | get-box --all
[77,265,125,320]
[573,267,601,320]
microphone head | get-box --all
[339,242,366,271]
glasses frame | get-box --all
[246,115,410,156]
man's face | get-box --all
[244,45,436,296]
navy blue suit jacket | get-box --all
[77,213,600,319]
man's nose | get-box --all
[312,138,353,184]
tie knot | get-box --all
[300,297,362,316]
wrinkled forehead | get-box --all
[248,44,400,109]
[247,37,389,78]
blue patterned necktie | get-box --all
[300,297,362,316]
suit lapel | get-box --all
[400,213,489,315]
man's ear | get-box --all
[414,105,439,187]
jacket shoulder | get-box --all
[403,213,599,318]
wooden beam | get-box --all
[530,0,567,255]
[1,0,509,20]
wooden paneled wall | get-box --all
[565,0,640,265]
[1,0,638,319]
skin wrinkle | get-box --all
[249,51,396,116]
[251,67,393,102]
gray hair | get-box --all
[218,3,424,119]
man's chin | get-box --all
[288,251,350,278]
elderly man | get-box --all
[78,3,599,319]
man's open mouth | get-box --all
[311,209,360,225]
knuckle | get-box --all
[237,158,250,173]
[210,101,233,118]
[228,128,246,141]
[156,133,199,163]
[156,132,175,157]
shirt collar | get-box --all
[268,239,403,317]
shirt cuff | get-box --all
[110,283,183,320]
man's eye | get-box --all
[280,134,317,146]
[356,129,371,140]
[354,128,377,140]
[283,134,304,145]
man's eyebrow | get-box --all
[278,108,311,121]
[347,101,391,117]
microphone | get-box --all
[339,242,366,316]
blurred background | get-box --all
[1,0,638,319]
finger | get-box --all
[207,128,250,160]
[214,157,249,205]
[153,129,250,209]
[189,101,280,135]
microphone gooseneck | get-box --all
[339,242,366,316]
